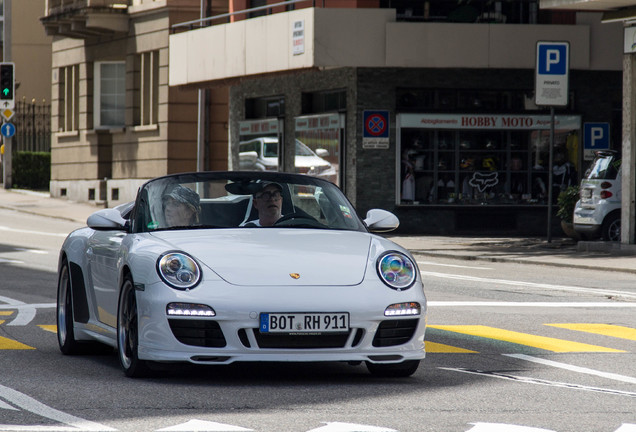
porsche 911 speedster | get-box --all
[57,171,427,377]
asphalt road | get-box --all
[0,209,634,432]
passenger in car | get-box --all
[243,182,283,227]
[162,185,201,227]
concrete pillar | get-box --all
[622,51,636,244]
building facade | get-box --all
[2,0,52,106]
[170,1,623,234]
[1,0,52,184]
[41,0,230,205]
[41,0,625,235]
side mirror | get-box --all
[315,148,329,158]
[364,209,399,233]
[87,208,128,231]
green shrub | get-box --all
[12,151,51,190]
[556,185,580,223]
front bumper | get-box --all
[135,280,427,365]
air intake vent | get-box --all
[169,319,226,347]
[372,319,418,347]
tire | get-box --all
[57,259,81,355]
[366,360,420,378]
[117,274,150,378]
[602,213,621,242]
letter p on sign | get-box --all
[546,49,561,73]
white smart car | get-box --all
[57,171,427,378]
[573,150,622,241]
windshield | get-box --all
[131,172,367,233]
[584,152,621,180]
[295,140,315,156]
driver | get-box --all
[244,182,283,227]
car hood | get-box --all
[262,155,330,168]
[149,229,372,286]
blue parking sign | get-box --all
[583,123,610,150]
[538,44,568,75]
[535,41,569,106]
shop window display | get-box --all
[397,114,580,205]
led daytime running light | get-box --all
[167,303,215,317]
[384,302,421,317]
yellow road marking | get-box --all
[38,325,57,333]
[547,323,636,342]
[0,311,13,316]
[0,336,35,350]
[426,341,478,353]
[429,325,625,353]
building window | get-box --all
[58,65,79,132]
[94,61,125,128]
[245,96,285,119]
[134,51,159,126]
[301,90,346,115]
[380,0,540,24]
[248,0,267,18]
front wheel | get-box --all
[117,274,150,378]
[366,360,420,377]
[57,259,81,355]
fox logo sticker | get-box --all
[469,172,499,192]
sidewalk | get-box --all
[387,235,636,274]
[0,187,635,274]
[0,187,100,224]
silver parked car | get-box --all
[239,137,337,183]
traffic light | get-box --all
[0,63,14,101]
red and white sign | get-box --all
[295,113,341,132]
[292,20,305,56]
[238,118,279,138]
[398,113,581,130]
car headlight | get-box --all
[376,251,416,291]
[157,252,201,290]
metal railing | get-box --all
[172,0,323,33]
[45,0,130,14]
[13,100,51,153]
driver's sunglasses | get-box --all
[255,190,282,200]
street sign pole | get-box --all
[2,0,12,189]
[547,106,555,242]
[535,41,570,243]
[3,134,11,189]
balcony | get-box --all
[169,7,622,88]
[41,0,130,39]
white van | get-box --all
[573,150,622,241]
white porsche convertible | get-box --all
[57,172,427,377]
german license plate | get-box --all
[259,312,349,334]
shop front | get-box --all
[395,113,581,234]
